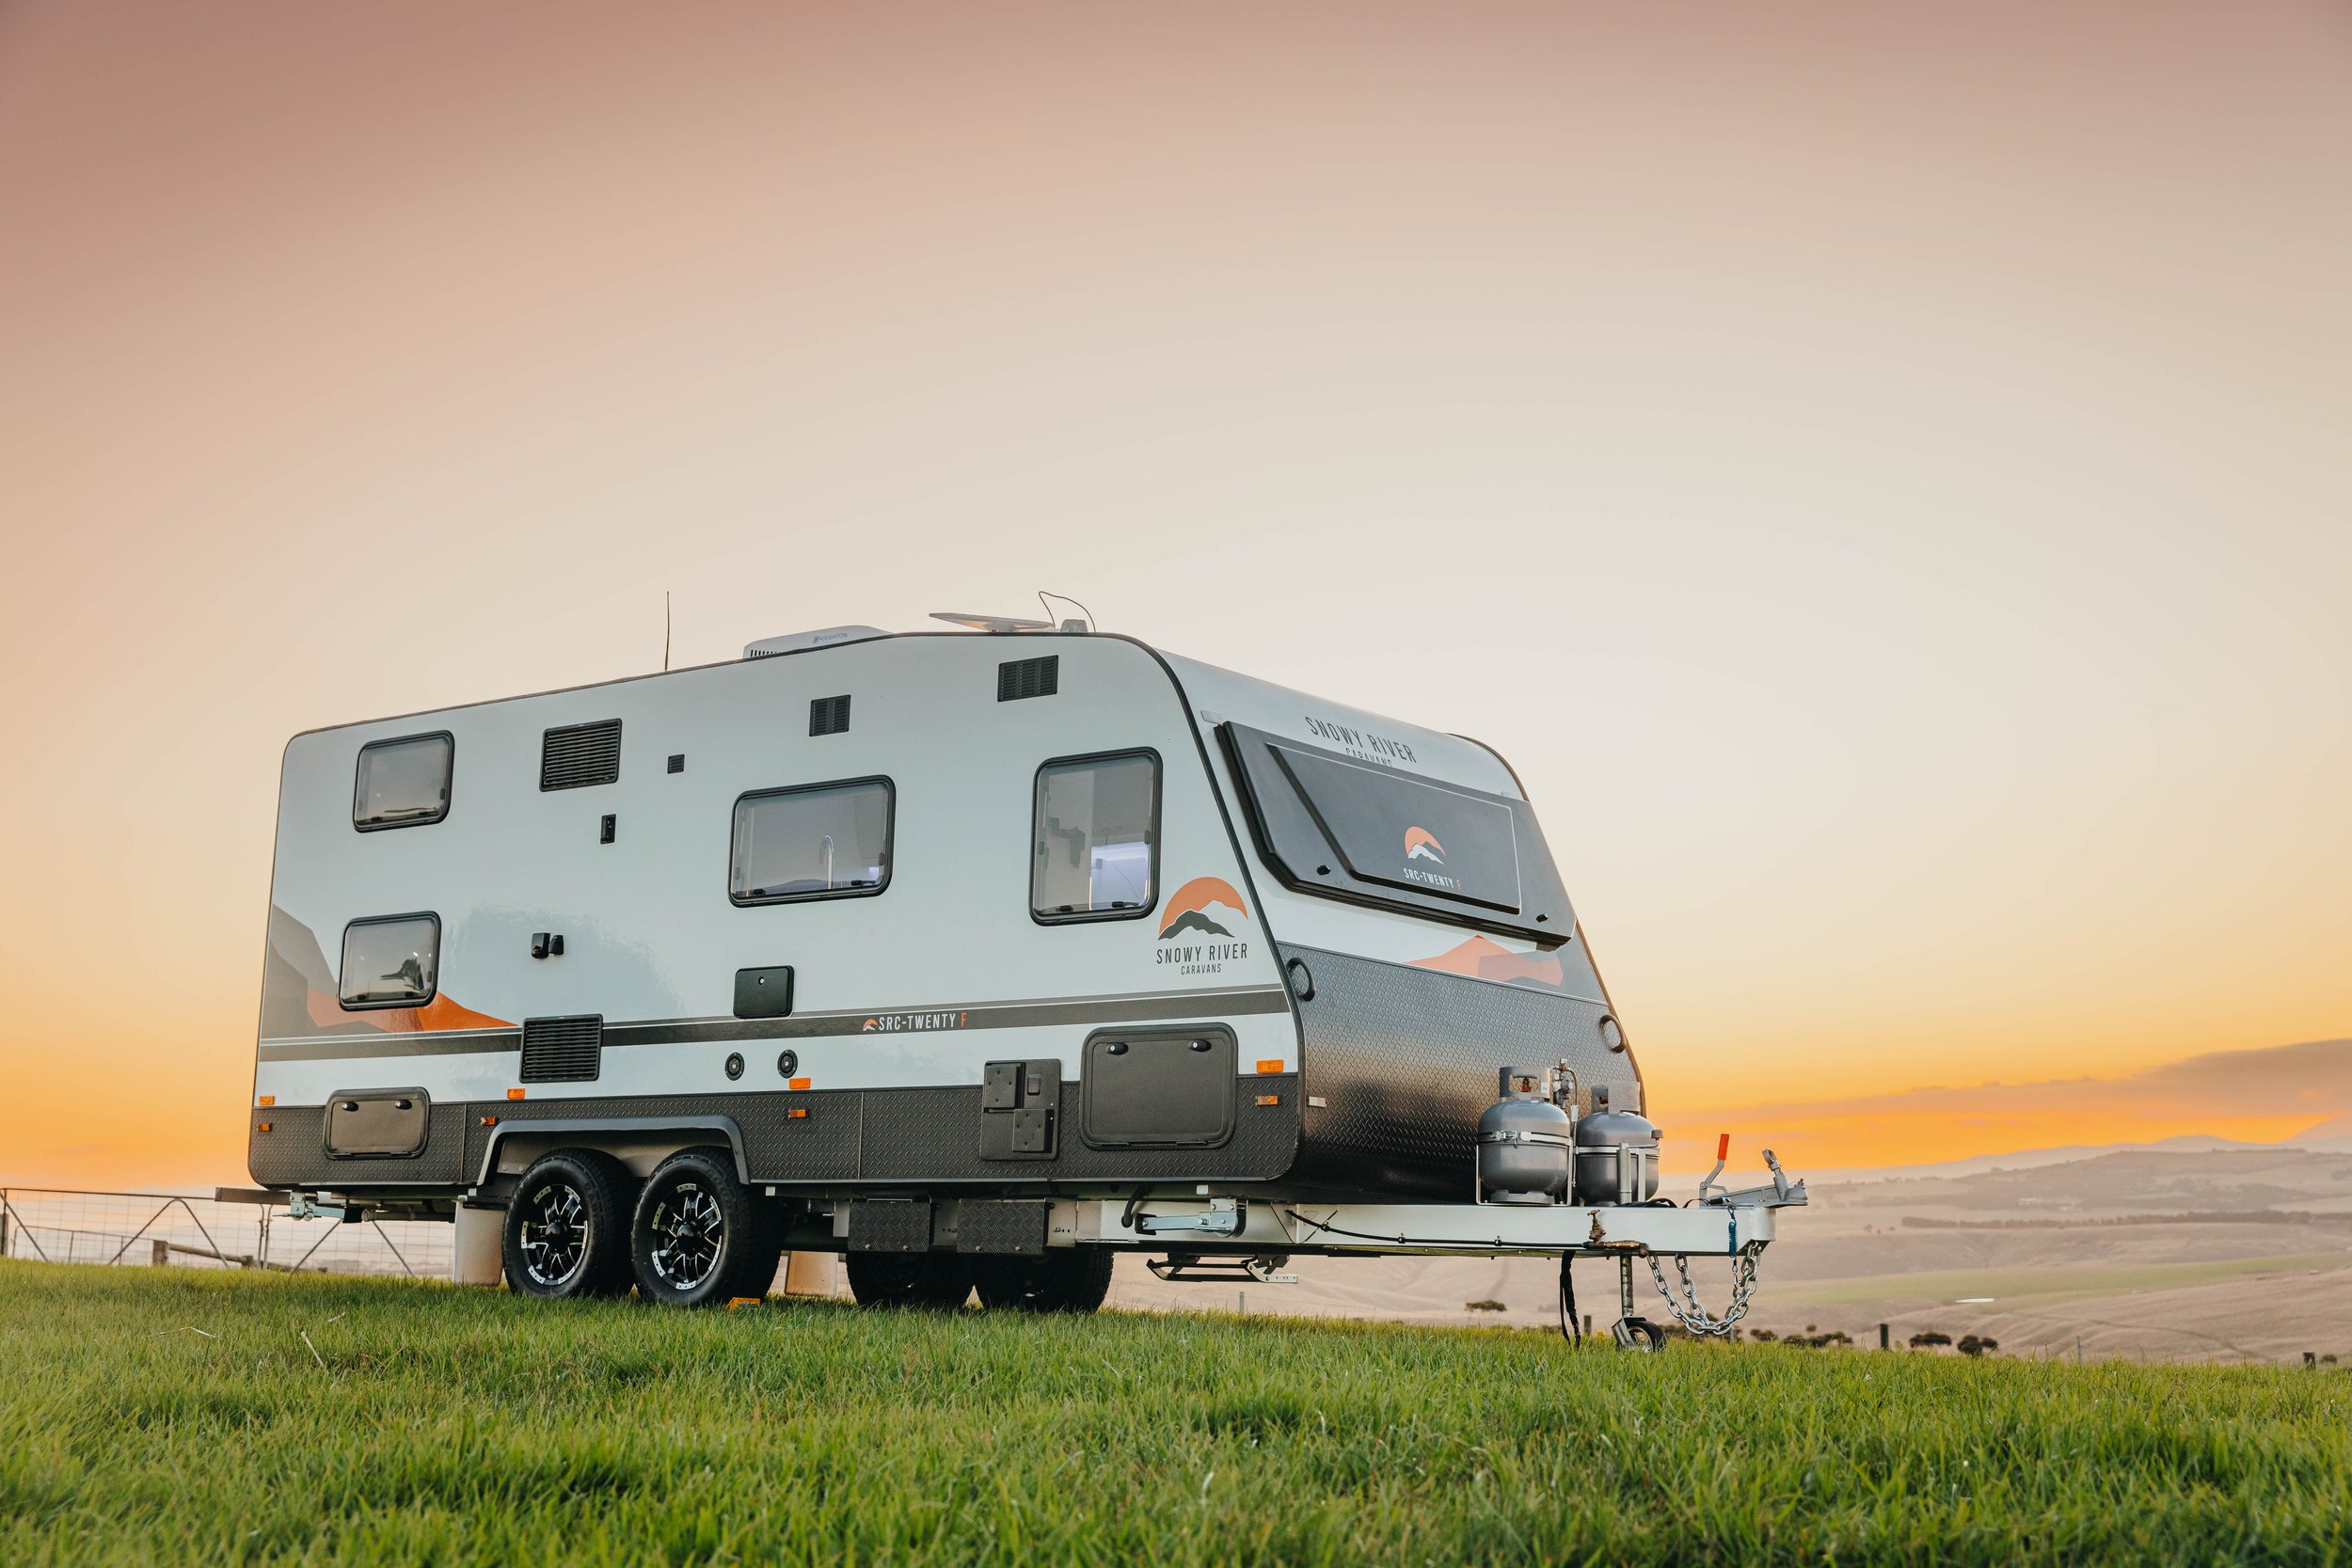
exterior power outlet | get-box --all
[980,1058,1059,1161]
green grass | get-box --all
[1,1260,2345,1566]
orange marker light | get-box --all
[1255,1094,1279,1107]
[256,1121,273,1132]
[479,1116,500,1128]
[787,1107,808,1120]
[788,1077,811,1090]
[1255,1059,1284,1075]
[256,1095,276,1108]
[507,1087,526,1101]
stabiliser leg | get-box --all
[1610,1254,1664,1351]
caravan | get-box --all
[249,619,1802,1339]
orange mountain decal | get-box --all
[1405,825,1445,863]
[1158,877,1247,940]
[1409,934,1563,989]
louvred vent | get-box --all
[809,694,851,736]
[540,720,621,791]
[519,1015,602,1084]
[997,655,1059,703]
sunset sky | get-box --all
[2,1,2347,1185]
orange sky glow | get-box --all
[2,1,2348,1186]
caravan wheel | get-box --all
[502,1150,634,1299]
[846,1253,974,1309]
[628,1148,781,1307]
[970,1247,1115,1313]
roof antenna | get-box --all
[1039,591,1095,633]
[663,591,672,672]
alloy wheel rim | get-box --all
[648,1182,723,1289]
[518,1180,589,1286]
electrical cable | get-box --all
[1559,1254,1581,1346]
[1038,590,1096,631]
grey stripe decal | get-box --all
[258,986,1291,1062]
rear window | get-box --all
[339,914,440,1008]
[353,733,452,830]
[1221,722,1572,942]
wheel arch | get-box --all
[477,1116,749,1190]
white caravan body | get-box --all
[248,630,1635,1219]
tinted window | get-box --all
[1033,752,1158,921]
[1273,744,1521,912]
[353,734,452,830]
[730,779,893,903]
[340,914,440,1008]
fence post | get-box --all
[1878,1323,1890,1351]
[1,1202,9,1259]
[152,1238,170,1267]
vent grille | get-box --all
[997,655,1059,703]
[809,694,851,736]
[540,720,622,791]
[519,1015,603,1084]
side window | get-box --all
[1032,751,1159,922]
[730,779,894,904]
[353,733,453,831]
[339,914,440,1008]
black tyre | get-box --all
[847,1252,974,1309]
[628,1148,781,1307]
[502,1150,634,1299]
[970,1246,1115,1313]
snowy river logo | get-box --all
[1404,826,1445,863]
[1156,878,1250,976]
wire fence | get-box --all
[0,1188,450,1278]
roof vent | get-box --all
[743,626,888,659]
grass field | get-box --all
[1,1260,2344,1565]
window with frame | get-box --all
[353,733,453,830]
[339,914,440,1008]
[729,779,894,904]
[1032,752,1159,922]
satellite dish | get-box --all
[929,612,1056,633]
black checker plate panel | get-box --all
[1284,944,1636,1201]
[955,1200,1051,1256]
[449,1082,1295,1188]
[246,1101,468,1190]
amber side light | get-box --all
[787,1107,809,1120]
[1255,1094,1280,1107]
[479,1116,500,1128]
[256,1121,273,1132]
[506,1087,526,1101]
[788,1076,811,1090]
[256,1095,276,1107]
[1255,1058,1284,1074]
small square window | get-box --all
[353,734,453,831]
[340,914,440,1009]
[1032,752,1159,922]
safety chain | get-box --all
[1645,1242,1765,1338]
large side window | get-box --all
[353,733,453,831]
[1032,751,1159,923]
[730,778,894,904]
[339,914,440,1008]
